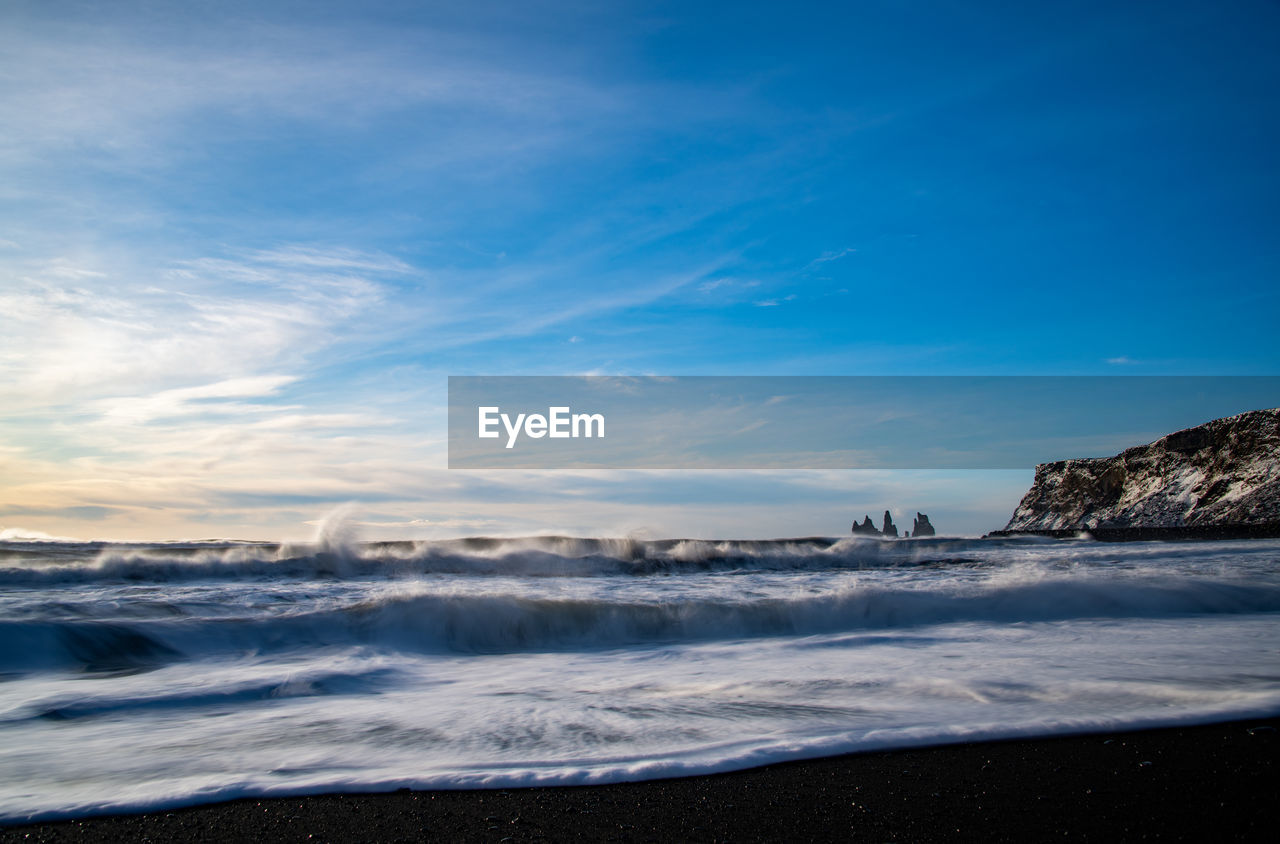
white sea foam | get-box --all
[1,535,1278,822]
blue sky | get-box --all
[1,0,1278,540]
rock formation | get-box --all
[851,515,879,535]
[852,510,933,537]
[1003,407,1280,532]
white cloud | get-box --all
[0,245,392,408]
[247,246,414,274]
[806,247,856,268]
[0,527,74,541]
[95,375,299,424]
[0,14,634,181]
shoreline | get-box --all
[5,716,1277,842]
[986,524,1280,541]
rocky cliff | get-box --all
[1003,407,1280,532]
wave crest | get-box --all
[3,573,1277,673]
[0,534,997,584]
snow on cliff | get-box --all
[1005,407,1280,531]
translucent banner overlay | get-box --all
[448,376,1280,469]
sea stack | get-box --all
[881,510,898,537]
[1001,407,1280,533]
[851,515,879,535]
[912,513,935,537]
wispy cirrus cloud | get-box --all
[804,247,857,269]
[93,375,300,424]
[0,246,395,408]
[754,294,796,307]
[0,16,627,172]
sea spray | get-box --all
[311,503,362,577]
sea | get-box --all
[3,525,1280,822]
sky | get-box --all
[1,0,1278,541]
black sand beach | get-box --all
[4,717,1276,842]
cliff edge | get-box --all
[1003,407,1280,532]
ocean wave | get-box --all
[3,573,1278,673]
[6,666,402,723]
[0,535,1005,584]
[5,532,1279,586]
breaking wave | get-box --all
[4,532,1279,586]
[0,535,990,584]
[4,527,1280,825]
[4,573,1278,674]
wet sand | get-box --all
[4,717,1277,842]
